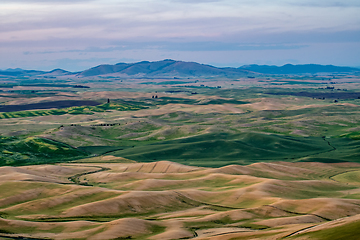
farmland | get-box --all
[1,161,360,239]
[1,73,360,239]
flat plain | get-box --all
[1,73,360,239]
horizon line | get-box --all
[2,60,360,72]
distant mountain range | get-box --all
[79,59,249,77]
[240,64,360,74]
[1,60,359,78]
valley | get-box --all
[1,160,360,239]
[1,63,360,239]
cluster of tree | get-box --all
[91,123,121,127]
[58,124,81,128]
[72,85,90,88]
[62,120,147,129]
[59,123,124,129]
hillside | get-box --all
[78,59,249,78]
[240,64,360,74]
[2,60,359,79]
[1,161,360,239]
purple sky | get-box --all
[1,0,360,71]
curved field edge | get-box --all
[111,132,360,167]
[0,102,145,119]
[0,136,89,166]
[1,161,360,239]
[2,132,360,168]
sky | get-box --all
[1,0,360,71]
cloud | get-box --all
[1,0,359,43]
[153,42,306,51]
[26,57,117,72]
[1,0,359,70]
[286,0,360,8]
[171,0,223,3]
[22,42,306,55]
[3,0,359,7]
[0,0,94,3]
[3,42,360,71]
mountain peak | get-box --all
[5,68,24,72]
[240,64,360,74]
[77,59,249,78]
[49,68,69,73]
[2,60,359,78]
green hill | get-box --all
[111,132,340,167]
[0,136,89,166]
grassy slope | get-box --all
[292,218,360,240]
[0,102,144,119]
[2,86,360,168]
[0,136,89,166]
[1,161,360,239]
[2,80,360,238]
[112,132,360,167]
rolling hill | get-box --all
[239,64,360,74]
[2,60,359,79]
[78,59,249,78]
[1,160,360,239]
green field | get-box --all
[0,136,88,166]
[0,102,144,119]
[111,132,337,167]
[2,75,360,239]
[1,84,360,167]
[291,218,360,240]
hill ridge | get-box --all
[1,60,359,78]
[239,63,360,74]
